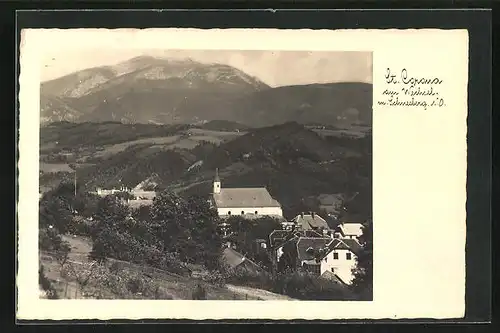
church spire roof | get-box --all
[214,168,221,182]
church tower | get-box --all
[213,168,221,194]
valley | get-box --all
[37,53,373,302]
[40,120,371,222]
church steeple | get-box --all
[213,168,221,194]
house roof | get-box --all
[223,247,246,268]
[304,230,324,238]
[269,230,291,247]
[327,238,363,255]
[296,237,363,263]
[269,229,326,249]
[296,237,332,262]
[127,199,153,208]
[222,247,262,271]
[338,222,364,236]
[293,213,329,230]
[213,188,282,208]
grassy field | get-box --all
[40,128,245,166]
[187,128,246,138]
[39,163,74,173]
[312,128,368,138]
[40,234,286,300]
[92,135,182,159]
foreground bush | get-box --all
[39,264,58,299]
[226,268,354,300]
[60,260,173,299]
[191,284,207,300]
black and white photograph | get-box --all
[37,46,373,301]
[16,24,472,321]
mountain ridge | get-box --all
[40,56,372,128]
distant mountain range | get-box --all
[40,56,372,128]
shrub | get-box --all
[272,270,351,300]
[39,264,58,299]
[191,284,207,300]
[126,276,144,294]
[67,217,93,236]
[227,269,274,290]
[203,270,227,288]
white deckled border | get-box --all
[18,28,468,320]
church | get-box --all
[211,169,284,218]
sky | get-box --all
[40,49,372,88]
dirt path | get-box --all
[226,284,297,301]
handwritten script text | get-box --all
[377,68,445,110]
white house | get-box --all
[211,169,283,218]
[319,238,362,284]
[131,190,156,200]
[95,186,131,197]
[296,237,362,285]
[334,222,364,240]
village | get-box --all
[90,168,366,288]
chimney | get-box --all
[300,212,304,218]
[312,212,315,218]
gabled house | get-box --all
[296,237,332,275]
[269,229,325,265]
[319,238,362,285]
[333,222,364,240]
[296,237,362,285]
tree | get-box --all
[277,238,298,272]
[65,261,100,298]
[185,195,223,270]
[350,219,373,300]
[39,194,73,234]
[55,241,72,269]
[149,191,223,270]
[225,215,281,270]
[72,192,100,218]
[88,195,130,262]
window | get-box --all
[333,252,339,260]
[228,211,231,215]
[241,211,245,215]
[331,268,335,273]
[346,252,352,260]
[255,211,258,215]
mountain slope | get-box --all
[40,57,372,128]
[41,67,118,98]
[40,57,270,125]
[172,122,372,219]
[222,82,373,128]
[40,121,371,220]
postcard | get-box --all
[17,27,468,320]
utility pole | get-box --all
[74,170,77,198]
